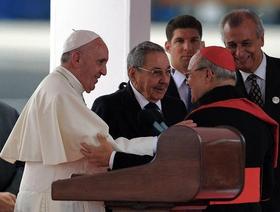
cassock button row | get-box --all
[272,96,280,104]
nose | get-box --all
[101,66,107,76]
[160,71,170,84]
[183,41,192,51]
[234,45,245,58]
[187,76,193,88]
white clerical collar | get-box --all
[239,52,267,82]
[171,68,186,89]
[129,81,162,110]
[56,66,84,97]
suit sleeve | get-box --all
[0,104,24,195]
[92,97,120,139]
[112,152,154,170]
[91,97,110,122]
[4,162,24,194]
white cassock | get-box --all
[0,66,155,212]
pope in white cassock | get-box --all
[0,30,156,212]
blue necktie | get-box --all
[186,85,193,113]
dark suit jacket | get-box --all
[166,75,195,112]
[92,82,187,139]
[166,76,180,100]
[0,101,23,195]
[235,54,280,211]
[92,82,187,169]
[236,55,280,126]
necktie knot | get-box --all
[247,74,258,82]
[144,102,159,111]
[247,74,264,107]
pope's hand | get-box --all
[80,133,113,167]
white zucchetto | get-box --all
[62,29,100,53]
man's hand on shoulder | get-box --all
[176,119,197,128]
[80,134,113,167]
[0,192,16,212]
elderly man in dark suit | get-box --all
[91,41,187,169]
[0,101,23,195]
[220,9,280,212]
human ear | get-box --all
[200,41,205,48]
[205,68,215,80]
[165,41,171,53]
[72,51,81,65]
[128,67,137,83]
[260,35,264,47]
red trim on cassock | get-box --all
[190,98,279,167]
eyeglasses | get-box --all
[186,67,207,77]
[137,67,171,77]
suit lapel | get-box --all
[161,98,171,126]
[264,55,280,112]
[121,83,144,136]
[236,55,280,116]
[235,71,248,97]
[161,97,183,126]
[166,76,180,99]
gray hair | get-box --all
[220,9,264,41]
[127,41,166,70]
[198,55,236,82]
[61,52,71,64]
[60,42,93,64]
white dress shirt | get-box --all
[171,69,190,108]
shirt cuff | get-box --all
[153,137,158,154]
[109,151,117,169]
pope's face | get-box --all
[165,28,202,74]
[223,19,264,73]
[79,38,109,93]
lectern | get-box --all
[52,126,245,211]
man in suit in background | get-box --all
[164,15,204,112]
[91,41,187,169]
[220,8,280,211]
[0,101,23,195]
